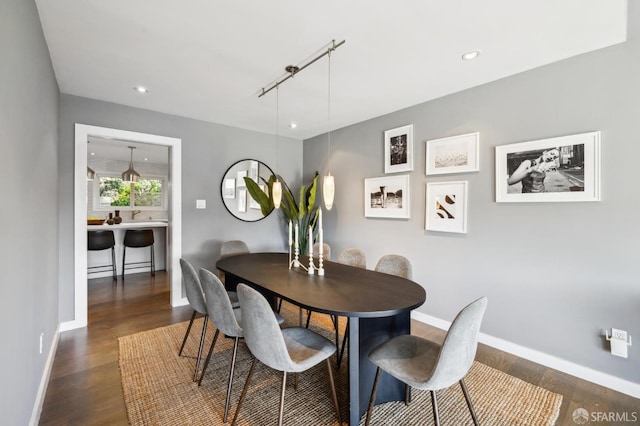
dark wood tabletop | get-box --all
[216,252,426,318]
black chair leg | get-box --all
[197,329,220,386]
[231,357,257,426]
[178,310,197,357]
[121,246,127,279]
[337,320,349,369]
[223,337,240,423]
[431,390,440,426]
[193,315,208,382]
[150,244,155,276]
[460,379,479,425]
[326,359,341,424]
[111,246,117,281]
[278,371,287,426]
[365,366,381,426]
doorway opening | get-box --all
[65,124,185,331]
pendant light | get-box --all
[323,47,335,210]
[272,85,282,209]
[122,146,141,183]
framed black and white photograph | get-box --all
[223,178,236,199]
[237,188,247,212]
[384,124,414,173]
[364,175,410,219]
[425,181,468,233]
[426,132,479,175]
[495,131,601,202]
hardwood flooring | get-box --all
[39,272,637,425]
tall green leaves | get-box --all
[243,172,320,255]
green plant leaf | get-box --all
[243,176,272,216]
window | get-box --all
[94,175,165,210]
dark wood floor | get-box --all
[39,272,637,425]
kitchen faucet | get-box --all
[131,210,142,220]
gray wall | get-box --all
[0,0,60,423]
[58,95,302,321]
[304,14,640,383]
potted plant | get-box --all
[244,172,320,256]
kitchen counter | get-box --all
[88,221,168,230]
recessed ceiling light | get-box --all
[90,152,95,156]
[134,86,149,93]
[289,123,297,129]
[461,50,481,61]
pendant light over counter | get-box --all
[122,146,140,183]
[258,39,345,211]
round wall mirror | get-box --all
[221,159,274,222]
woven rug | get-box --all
[119,303,562,425]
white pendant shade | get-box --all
[323,174,335,210]
[273,180,282,209]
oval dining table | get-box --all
[217,252,426,425]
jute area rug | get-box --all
[119,303,562,425]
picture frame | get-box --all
[223,178,236,199]
[426,132,479,175]
[425,181,468,234]
[364,175,410,219]
[495,131,601,202]
[249,183,265,210]
[249,160,259,182]
[237,188,247,212]
[236,170,247,188]
[384,124,414,173]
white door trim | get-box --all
[62,124,184,331]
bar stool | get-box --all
[87,230,117,281]
[122,229,155,278]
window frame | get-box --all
[92,172,167,212]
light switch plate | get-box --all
[196,199,206,209]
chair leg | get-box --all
[231,357,257,426]
[365,366,382,426]
[430,390,440,426]
[405,384,410,406]
[121,246,126,279]
[278,371,287,426]
[197,329,220,386]
[223,337,240,423]
[178,310,197,357]
[326,359,341,424]
[305,310,312,328]
[110,246,117,281]
[337,320,349,369]
[193,315,208,382]
[150,244,155,276]
[460,379,479,426]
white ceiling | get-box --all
[37,0,627,141]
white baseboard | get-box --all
[411,311,640,399]
[29,324,60,426]
[59,318,87,332]
[172,296,189,307]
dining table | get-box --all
[216,252,426,425]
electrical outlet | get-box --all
[612,328,627,341]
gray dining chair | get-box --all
[374,254,412,279]
[365,296,488,426]
[196,268,245,422]
[220,240,250,258]
[178,258,211,381]
[312,242,331,260]
[231,284,341,426]
[337,247,367,269]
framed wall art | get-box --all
[364,175,410,219]
[426,132,479,175]
[495,131,601,202]
[237,188,247,212]
[425,181,468,234]
[223,178,236,199]
[384,124,414,173]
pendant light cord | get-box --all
[327,50,332,170]
[276,84,279,180]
